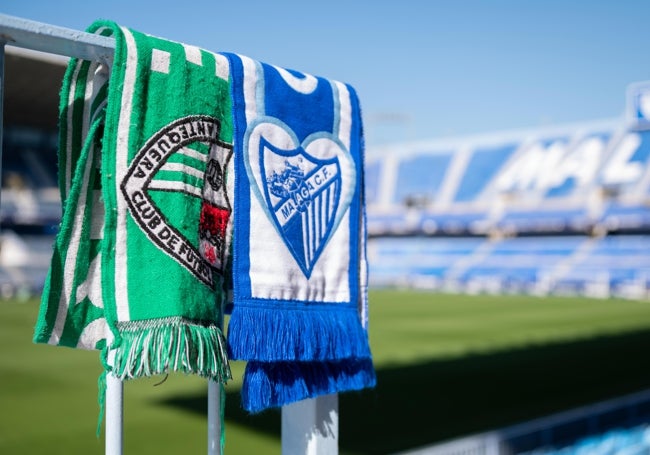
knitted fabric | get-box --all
[224,53,376,413]
[34,21,232,385]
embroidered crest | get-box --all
[257,134,344,278]
[244,117,356,279]
[121,115,232,287]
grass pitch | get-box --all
[2,291,650,454]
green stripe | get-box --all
[188,142,211,155]
[155,169,204,187]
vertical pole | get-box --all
[281,394,339,455]
[207,380,221,455]
[105,374,124,455]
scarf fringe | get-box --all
[111,318,231,382]
[227,304,372,362]
[241,358,376,413]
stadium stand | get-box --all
[366,81,650,300]
[0,46,65,297]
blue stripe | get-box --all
[262,63,335,143]
[223,52,253,299]
[346,83,362,309]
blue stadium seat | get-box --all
[600,203,650,231]
[453,143,519,202]
[392,153,452,205]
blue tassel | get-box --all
[241,358,376,413]
[227,303,372,362]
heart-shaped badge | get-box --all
[244,119,355,278]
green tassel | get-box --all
[112,317,231,383]
[96,370,107,438]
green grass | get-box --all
[2,291,650,454]
[368,291,650,365]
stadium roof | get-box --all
[4,46,68,132]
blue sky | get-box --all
[4,1,650,146]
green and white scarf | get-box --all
[33,20,232,384]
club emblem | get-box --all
[121,115,232,288]
[245,119,355,278]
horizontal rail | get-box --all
[0,14,114,62]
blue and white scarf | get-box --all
[224,53,376,412]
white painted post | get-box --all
[207,380,222,455]
[281,394,339,455]
[105,374,124,455]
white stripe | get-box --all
[48,139,97,344]
[308,208,314,265]
[313,195,320,245]
[148,180,204,198]
[321,187,328,239]
[159,162,205,180]
[302,211,310,267]
[333,82,365,321]
[151,48,170,74]
[312,200,319,257]
[344,82,368,322]
[76,26,110,196]
[241,55,258,124]
[81,63,109,165]
[114,27,139,322]
[213,52,229,81]
[76,318,109,350]
[359,214,368,329]
[310,202,317,259]
[334,81,352,150]
[311,205,317,262]
[183,44,203,66]
[307,212,312,264]
[177,145,208,162]
[314,193,324,247]
[86,62,110,131]
[329,183,336,221]
[305,204,313,264]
